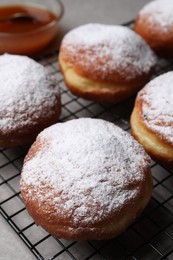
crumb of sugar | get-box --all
[61,24,156,81]
[139,71,173,144]
[139,0,173,31]
[21,118,150,225]
[0,54,60,132]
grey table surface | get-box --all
[0,0,151,259]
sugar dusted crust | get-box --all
[59,55,146,103]
[0,54,61,148]
[20,118,152,240]
[59,23,156,102]
[130,72,173,168]
[134,0,173,56]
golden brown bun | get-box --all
[20,118,153,240]
[59,23,156,103]
[0,54,61,148]
[134,0,173,57]
[130,72,173,169]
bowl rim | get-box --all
[0,0,64,37]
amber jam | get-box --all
[0,4,63,55]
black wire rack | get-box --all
[1,21,173,260]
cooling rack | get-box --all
[1,22,173,260]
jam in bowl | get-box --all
[0,0,64,55]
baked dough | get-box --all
[130,72,173,169]
[0,54,61,148]
[20,118,152,240]
[59,23,156,103]
[134,0,173,57]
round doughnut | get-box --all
[0,54,61,148]
[20,118,152,240]
[59,23,156,103]
[130,72,173,169]
[134,0,173,57]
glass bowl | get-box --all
[0,0,64,55]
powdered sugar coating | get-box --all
[0,54,60,132]
[138,71,173,144]
[139,0,173,32]
[61,23,156,81]
[21,118,150,225]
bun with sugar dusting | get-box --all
[130,72,173,169]
[59,23,156,103]
[134,0,173,57]
[20,118,152,240]
[0,54,61,148]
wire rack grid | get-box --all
[1,23,173,260]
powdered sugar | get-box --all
[21,118,150,225]
[0,54,60,132]
[139,71,173,144]
[139,0,173,31]
[61,24,156,81]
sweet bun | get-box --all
[134,0,173,57]
[59,23,156,103]
[0,54,61,148]
[130,72,173,169]
[20,118,152,240]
